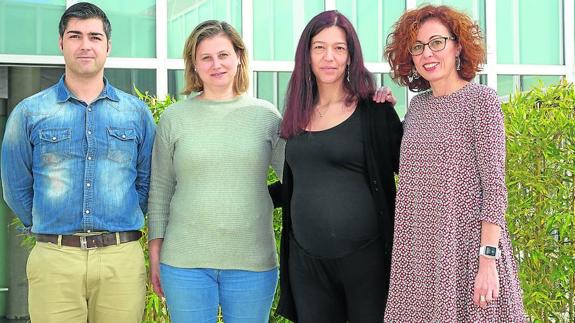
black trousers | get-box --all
[288,235,391,323]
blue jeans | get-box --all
[160,264,278,323]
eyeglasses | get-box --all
[409,36,456,56]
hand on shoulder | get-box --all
[372,86,397,106]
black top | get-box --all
[286,108,379,258]
[274,99,403,322]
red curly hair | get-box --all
[384,5,485,92]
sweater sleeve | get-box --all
[270,117,285,182]
[473,86,508,228]
[147,110,177,240]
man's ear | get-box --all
[107,40,111,55]
[59,37,63,52]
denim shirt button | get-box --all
[85,209,90,214]
[87,156,92,160]
[86,182,91,187]
[88,130,92,135]
[51,137,57,141]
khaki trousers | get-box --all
[27,241,146,323]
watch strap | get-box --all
[479,245,501,259]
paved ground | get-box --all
[0,318,29,323]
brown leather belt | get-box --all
[35,231,142,250]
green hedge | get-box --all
[503,80,575,322]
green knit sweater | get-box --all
[147,94,284,271]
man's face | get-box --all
[59,17,110,79]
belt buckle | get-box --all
[79,236,98,250]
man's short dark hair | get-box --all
[59,2,111,40]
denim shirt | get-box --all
[1,76,156,234]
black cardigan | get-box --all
[273,99,403,322]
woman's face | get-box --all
[194,33,239,92]
[309,26,350,87]
[411,18,461,85]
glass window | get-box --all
[336,0,406,62]
[4,66,64,111]
[0,0,66,55]
[520,75,562,91]
[497,75,562,97]
[253,0,324,61]
[105,68,156,97]
[497,75,517,98]
[255,71,291,113]
[496,1,516,65]
[496,0,561,64]
[168,69,186,100]
[98,1,156,58]
[168,0,242,59]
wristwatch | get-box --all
[479,245,501,259]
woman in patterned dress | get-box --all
[383,5,526,322]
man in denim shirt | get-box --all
[1,3,155,322]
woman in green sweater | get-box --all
[146,20,284,323]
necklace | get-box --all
[317,104,330,117]
[316,99,344,117]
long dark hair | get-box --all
[281,10,375,138]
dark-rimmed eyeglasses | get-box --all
[409,36,456,56]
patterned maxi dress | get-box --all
[384,83,526,322]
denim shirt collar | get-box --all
[56,75,120,103]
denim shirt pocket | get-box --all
[107,127,137,164]
[39,128,72,165]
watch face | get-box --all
[485,246,497,256]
